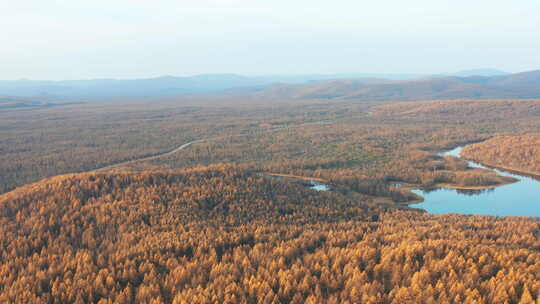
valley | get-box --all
[2,96,540,303]
[4,1,540,302]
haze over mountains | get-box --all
[4,68,540,101]
[258,70,540,101]
[0,72,427,99]
[446,68,509,77]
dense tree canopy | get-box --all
[2,97,540,303]
[0,166,539,303]
[462,135,540,175]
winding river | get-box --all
[410,147,540,217]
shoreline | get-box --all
[459,156,540,181]
[400,143,539,206]
[396,174,518,206]
[433,179,517,191]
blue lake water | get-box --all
[410,147,540,217]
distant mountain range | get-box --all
[255,70,540,101]
[0,73,431,99]
[5,68,540,101]
[0,96,82,110]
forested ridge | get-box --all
[1,165,540,303]
[373,99,540,122]
[462,135,540,174]
[255,70,540,101]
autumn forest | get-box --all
[1,96,540,303]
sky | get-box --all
[1,0,540,80]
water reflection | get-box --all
[455,188,494,196]
[421,187,493,196]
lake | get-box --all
[310,181,330,191]
[410,147,540,217]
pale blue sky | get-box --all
[1,0,539,80]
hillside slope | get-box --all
[258,70,540,101]
[372,99,540,121]
[1,165,539,303]
[462,135,540,174]
[0,74,421,99]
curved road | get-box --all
[89,114,368,173]
[91,139,206,172]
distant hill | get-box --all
[449,68,509,77]
[2,69,534,100]
[0,74,264,98]
[0,73,427,99]
[0,96,82,110]
[256,70,540,101]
